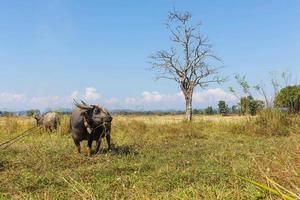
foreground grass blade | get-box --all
[235,175,296,200]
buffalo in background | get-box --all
[34,112,61,132]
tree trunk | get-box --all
[185,95,193,121]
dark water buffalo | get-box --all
[34,112,60,132]
[70,100,113,155]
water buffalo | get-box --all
[34,112,60,132]
[70,100,113,155]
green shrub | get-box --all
[274,85,300,113]
[204,106,214,115]
[218,101,229,116]
[240,96,264,116]
[248,98,264,116]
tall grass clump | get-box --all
[58,114,70,135]
[2,116,20,134]
[228,109,291,136]
[253,109,290,136]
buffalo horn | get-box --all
[73,99,93,110]
[81,100,88,106]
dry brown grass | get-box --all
[115,114,249,125]
[0,113,299,199]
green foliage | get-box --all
[230,105,239,114]
[240,97,249,115]
[248,97,264,116]
[204,106,214,115]
[218,101,229,116]
[234,74,251,95]
[193,109,204,115]
[239,96,264,116]
[26,109,40,117]
[274,85,300,113]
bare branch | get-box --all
[155,75,180,83]
[149,10,224,120]
[229,87,240,99]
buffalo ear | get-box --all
[93,104,108,114]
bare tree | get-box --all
[150,11,224,121]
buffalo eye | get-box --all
[93,108,100,114]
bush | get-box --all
[204,106,214,115]
[218,101,229,116]
[240,96,264,116]
[229,109,291,136]
[240,97,249,115]
[248,98,264,116]
[274,85,300,113]
[253,109,290,136]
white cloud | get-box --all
[193,88,237,103]
[0,87,103,111]
[84,87,101,101]
[124,88,237,107]
[125,97,138,105]
[0,93,64,110]
[29,96,59,106]
[106,97,118,105]
[142,91,163,102]
[0,87,238,111]
[0,92,25,103]
[124,91,180,106]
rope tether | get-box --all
[0,126,42,151]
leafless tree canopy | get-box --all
[150,11,224,121]
[150,11,223,97]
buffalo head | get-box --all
[34,114,43,126]
[73,99,113,126]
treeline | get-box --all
[216,97,264,116]
[113,108,236,116]
[0,109,41,117]
[0,109,72,117]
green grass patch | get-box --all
[0,115,299,199]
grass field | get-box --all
[0,113,299,199]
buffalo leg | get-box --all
[95,138,102,154]
[46,125,52,133]
[87,138,93,156]
[53,124,57,132]
[74,140,81,153]
[106,134,111,151]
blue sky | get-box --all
[0,0,300,111]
